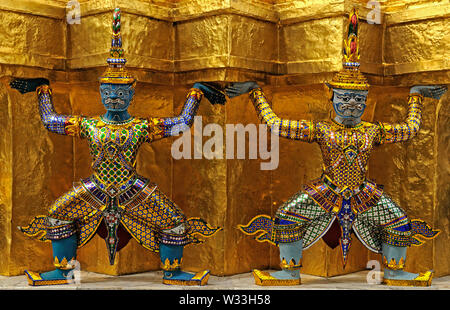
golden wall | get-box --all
[0,0,448,278]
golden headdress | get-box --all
[99,8,135,85]
[327,8,370,91]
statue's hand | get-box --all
[193,82,226,105]
[9,78,50,94]
[410,85,447,100]
[225,81,259,99]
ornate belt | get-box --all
[321,174,366,200]
[80,174,151,207]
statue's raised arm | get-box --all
[378,85,447,144]
[147,82,226,142]
[10,78,81,137]
[226,81,315,142]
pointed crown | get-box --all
[327,8,370,91]
[99,8,135,85]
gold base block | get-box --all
[252,269,301,286]
[24,270,70,286]
[383,271,434,287]
[162,270,210,286]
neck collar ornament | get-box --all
[99,8,136,85]
[327,8,370,91]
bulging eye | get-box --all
[103,91,109,96]
[118,91,124,96]
[342,97,350,102]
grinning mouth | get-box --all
[105,98,126,108]
[342,109,362,117]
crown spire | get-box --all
[343,8,360,66]
[327,8,369,91]
[99,8,135,85]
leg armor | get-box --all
[25,217,78,286]
[253,240,302,286]
[353,194,436,286]
[159,223,210,286]
[242,191,325,286]
[381,243,433,287]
